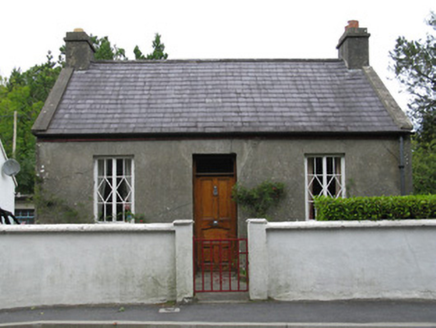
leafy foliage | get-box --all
[390,12,436,143]
[91,35,127,61]
[391,12,436,194]
[231,180,285,219]
[0,53,61,194]
[314,195,436,221]
[134,33,168,60]
[133,46,145,60]
[412,139,436,194]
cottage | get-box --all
[32,22,413,237]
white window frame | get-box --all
[305,155,345,220]
[94,157,135,223]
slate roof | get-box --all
[33,59,412,136]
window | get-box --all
[305,156,345,220]
[94,157,134,222]
[194,154,236,176]
[15,209,35,224]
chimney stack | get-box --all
[64,28,95,70]
[336,20,370,69]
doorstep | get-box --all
[195,292,250,303]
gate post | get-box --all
[174,220,194,302]
[247,218,268,300]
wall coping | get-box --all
[246,218,269,224]
[0,223,177,234]
[173,219,194,226]
[263,219,436,230]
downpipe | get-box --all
[399,136,406,195]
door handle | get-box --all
[213,186,218,196]
[212,220,219,227]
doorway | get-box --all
[193,154,247,292]
[193,154,237,240]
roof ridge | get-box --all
[91,58,344,64]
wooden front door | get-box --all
[195,176,237,239]
[194,155,237,268]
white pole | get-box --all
[12,111,17,158]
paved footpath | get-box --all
[1,299,436,327]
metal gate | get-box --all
[194,238,248,292]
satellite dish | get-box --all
[2,159,20,176]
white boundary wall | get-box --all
[0,221,193,309]
[248,219,436,301]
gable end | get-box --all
[32,68,74,134]
[362,67,413,132]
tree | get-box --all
[134,33,168,60]
[390,12,436,143]
[90,35,127,61]
[411,139,436,194]
[133,46,145,60]
[390,12,436,194]
[0,53,61,194]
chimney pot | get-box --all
[345,20,359,30]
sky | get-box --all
[0,0,434,108]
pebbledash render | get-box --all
[32,22,413,233]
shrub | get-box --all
[231,180,285,219]
[314,194,436,221]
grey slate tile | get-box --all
[44,60,404,135]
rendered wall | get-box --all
[35,136,411,228]
[0,221,193,310]
[248,219,436,301]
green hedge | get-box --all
[314,195,436,221]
